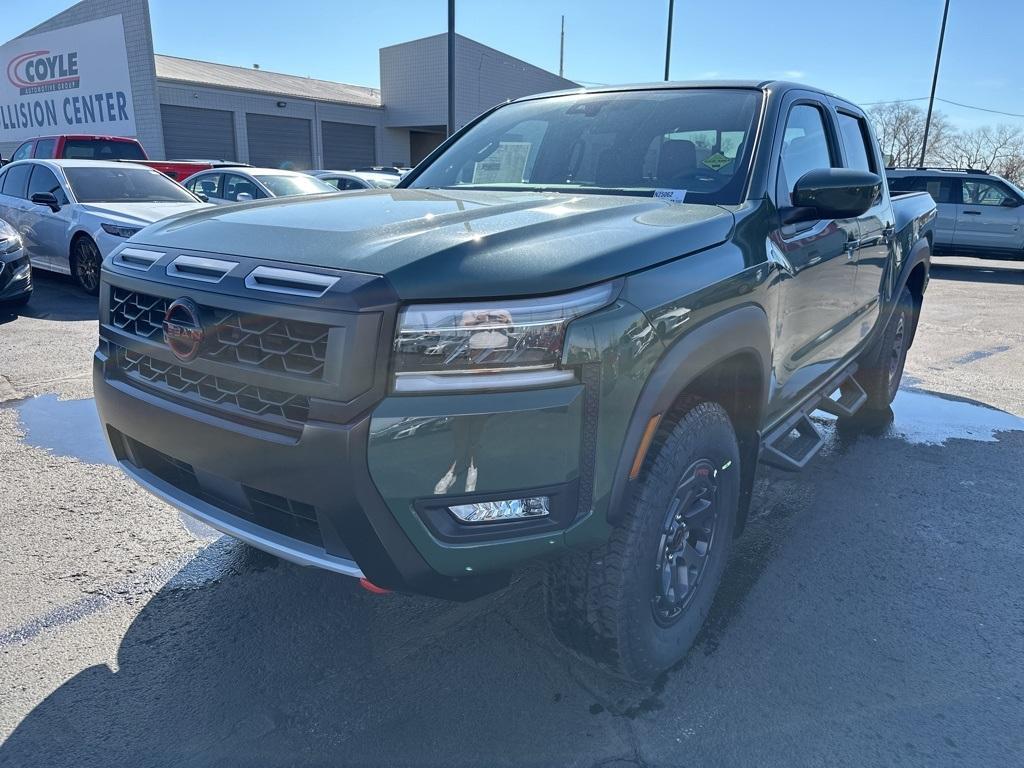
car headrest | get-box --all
[657,139,697,182]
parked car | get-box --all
[887,167,1024,259]
[0,217,31,309]
[306,170,399,190]
[9,135,246,182]
[94,81,935,681]
[181,167,336,204]
[0,159,209,294]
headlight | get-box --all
[0,219,21,254]
[392,283,616,393]
[101,223,143,238]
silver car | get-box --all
[306,170,399,190]
[0,159,210,294]
[181,167,336,205]
[887,168,1024,258]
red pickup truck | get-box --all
[5,135,245,181]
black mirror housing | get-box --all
[789,168,882,221]
[30,192,60,211]
[1000,197,1020,208]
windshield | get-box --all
[254,174,336,197]
[407,89,762,204]
[61,139,147,161]
[64,167,198,203]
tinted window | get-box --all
[223,173,262,201]
[2,164,32,198]
[11,142,33,162]
[61,139,147,161]
[887,175,956,204]
[777,104,835,205]
[34,138,57,158]
[64,167,197,203]
[188,174,223,198]
[837,113,875,173]
[962,179,1018,206]
[27,165,68,204]
[408,89,763,205]
[252,174,335,197]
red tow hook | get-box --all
[359,578,391,595]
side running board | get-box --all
[759,365,867,472]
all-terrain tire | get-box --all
[855,286,915,411]
[545,398,740,681]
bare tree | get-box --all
[869,101,950,167]
[932,124,1024,177]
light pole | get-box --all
[447,0,456,137]
[920,0,950,167]
[664,0,675,81]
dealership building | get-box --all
[0,0,576,168]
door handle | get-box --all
[962,210,982,215]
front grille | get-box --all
[110,288,329,379]
[120,434,323,548]
[110,344,310,429]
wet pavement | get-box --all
[1,263,1023,767]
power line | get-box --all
[861,95,1024,119]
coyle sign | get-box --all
[0,15,136,144]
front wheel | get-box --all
[856,286,915,411]
[71,236,102,295]
[545,398,739,681]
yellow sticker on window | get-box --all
[702,152,731,171]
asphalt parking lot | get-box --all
[1,256,1023,768]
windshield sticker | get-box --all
[702,152,731,171]
[653,188,687,203]
[472,141,531,184]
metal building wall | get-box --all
[161,105,236,160]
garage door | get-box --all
[246,114,312,170]
[322,122,376,170]
[161,105,236,160]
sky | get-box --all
[5,0,1024,132]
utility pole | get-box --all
[920,0,950,167]
[559,15,565,78]
[664,0,675,81]
[447,0,456,137]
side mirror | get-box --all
[782,168,881,224]
[235,192,253,202]
[196,193,209,202]
[30,192,60,212]
[1001,197,1021,208]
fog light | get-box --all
[448,496,550,523]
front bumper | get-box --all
[0,253,32,300]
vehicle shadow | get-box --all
[929,260,1024,286]
[8,271,97,322]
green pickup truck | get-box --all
[94,81,935,680]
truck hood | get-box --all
[80,201,210,226]
[133,189,735,300]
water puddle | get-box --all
[826,388,1024,446]
[11,394,115,465]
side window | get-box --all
[777,104,836,206]
[890,175,956,204]
[223,174,260,201]
[836,112,876,173]
[1,163,32,198]
[33,138,57,158]
[962,179,1018,206]
[11,142,33,162]
[26,165,68,205]
[191,174,223,199]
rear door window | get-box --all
[188,173,223,199]
[1,163,32,198]
[888,175,957,204]
[836,112,876,173]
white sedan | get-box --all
[181,167,336,205]
[0,159,209,294]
